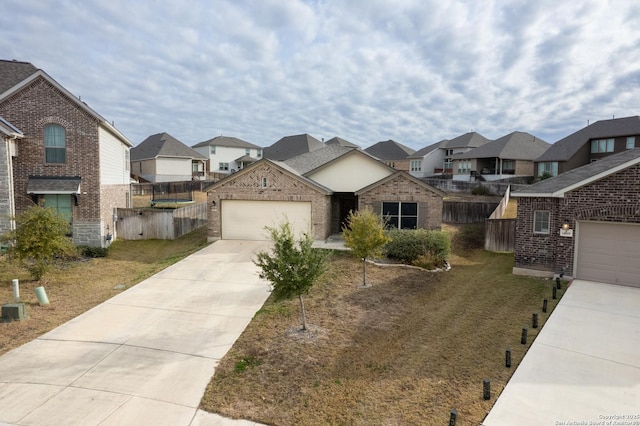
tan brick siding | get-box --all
[207,163,331,240]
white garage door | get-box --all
[576,221,640,287]
[221,200,312,240]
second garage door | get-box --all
[221,200,312,240]
[575,221,640,287]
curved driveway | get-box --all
[0,240,271,426]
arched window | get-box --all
[44,124,66,163]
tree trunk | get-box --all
[362,257,367,286]
[299,294,307,331]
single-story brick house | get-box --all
[512,148,640,287]
[206,144,445,241]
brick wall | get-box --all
[515,163,640,275]
[0,76,103,245]
[358,174,443,229]
[207,162,331,240]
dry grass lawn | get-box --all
[1,223,563,425]
[200,226,563,425]
[0,227,209,356]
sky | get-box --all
[1,1,639,150]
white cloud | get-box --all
[1,0,639,149]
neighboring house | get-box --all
[262,133,324,161]
[452,132,550,181]
[206,144,444,241]
[131,132,206,183]
[512,148,640,287]
[325,136,360,148]
[192,135,262,178]
[441,132,490,179]
[0,116,23,236]
[408,132,490,178]
[407,140,448,178]
[534,116,640,178]
[364,139,416,171]
[0,59,133,247]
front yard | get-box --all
[200,225,561,425]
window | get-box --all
[443,160,453,170]
[43,194,72,225]
[591,138,614,153]
[210,146,216,154]
[457,161,471,174]
[538,162,558,177]
[219,162,229,171]
[410,160,422,172]
[445,149,454,156]
[627,136,636,149]
[533,210,550,234]
[261,177,268,188]
[245,148,251,155]
[502,160,514,172]
[383,202,418,229]
[44,124,66,163]
[257,149,262,158]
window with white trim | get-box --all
[219,162,229,171]
[410,160,422,172]
[383,202,418,229]
[533,210,550,234]
[210,146,216,154]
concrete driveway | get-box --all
[0,240,272,426]
[483,280,640,425]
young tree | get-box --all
[254,221,329,331]
[7,204,77,281]
[341,208,391,287]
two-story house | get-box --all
[131,132,206,183]
[452,131,550,181]
[192,135,262,179]
[0,59,133,247]
[364,139,416,172]
[534,116,640,178]
[408,132,489,178]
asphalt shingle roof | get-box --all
[0,59,37,93]
[536,116,640,162]
[364,139,415,160]
[284,144,355,175]
[457,131,550,160]
[324,136,359,148]
[192,135,260,149]
[513,148,640,197]
[408,140,448,158]
[263,134,324,161]
[441,132,490,149]
[132,132,206,161]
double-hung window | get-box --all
[45,124,66,163]
[383,202,418,229]
[533,210,550,234]
[219,162,229,171]
[410,160,422,172]
[627,137,636,149]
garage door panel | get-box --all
[221,200,312,241]
[576,221,640,287]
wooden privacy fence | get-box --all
[484,218,516,252]
[116,202,208,240]
[442,201,499,223]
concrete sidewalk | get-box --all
[483,280,640,425]
[0,240,272,426]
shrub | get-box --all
[384,229,450,266]
[455,223,486,250]
[471,185,491,196]
[79,246,110,258]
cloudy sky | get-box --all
[1,1,639,150]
